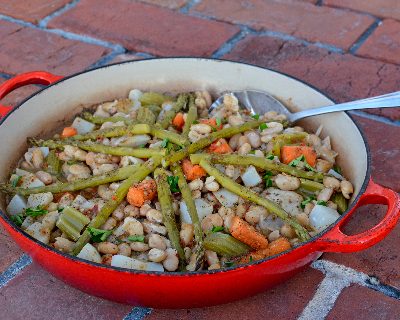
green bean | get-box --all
[45,150,61,175]
[81,112,133,125]
[182,95,197,138]
[139,92,174,106]
[154,168,186,266]
[164,120,264,166]
[72,156,162,255]
[157,94,189,129]
[70,123,151,141]
[190,154,324,182]
[199,159,310,241]
[31,138,165,158]
[299,179,324,192]
[271,132,308,158]
[146,105,162,117]
[137,107,156,125]
[0,165,140,196]
[332,193,348,214]
[151,127,188,147]
[203,232,249,257]
[172,164,203,269]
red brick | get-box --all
[357,19,400,65]
[224,35,400,120]
[0,77,41,108]
[49,0,239,57]
[0,263,133,320]
[0,0,70,24]
[107,53,145,65]
[0,225,23,273]
[327,285,400,320]
[147,268,324,320]
[138,0,188,9]
[326,0,400,21]
[192,0,374,50]
[0,20,110,76]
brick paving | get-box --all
[0,1,399,319]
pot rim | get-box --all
[0,57,371,277]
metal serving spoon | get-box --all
[209,90,400,124]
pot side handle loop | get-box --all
[0,71,63,118]
[315,178,400,253]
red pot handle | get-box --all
[0,71,63,118]
[315,178,400,253]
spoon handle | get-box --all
[290,91,400,122]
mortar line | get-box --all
[0,254,32,289]
[316,0,323,6]
[211,27,250,58]
[0,72,12,79]
[349,110,400,127]
[180,0,202,14]
[123,307,152,320]
[86,49,126,70]
[38,0,81,28]
[349,19,381,54]
[0,14,124,51]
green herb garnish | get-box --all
[266,153,274,160]
[87,227,113,243]
[216,118,222,126]
[224,261,235,267]
[161,138,170,148]
[249,256,253,263]
[300,196,315,209]
[127,235,145,242]
[167,175,180,193]
[251,114,260,120]
[288,155,305,167]
[211,226,225,233]
[333,165,342,175]
[10,214,24,227]
[316,200,327,206]
[25,206,48,217]
[259,123,268,131]
[193,120,199,124]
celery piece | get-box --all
[56,206,90,241]
[204,232,249,257]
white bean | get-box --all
[228,115,244,126]
[97,242,119,255]
[340,180,354,199]
[123,217,143,236]
[124,205,140,218]
[148,233,167,250]
[117,243,131,257]
[146,209,163,224]
[201,214,223,232]
[32,148,44,169]
[130,242,149,252]
[148,248,167,263]
[188,179,204,191]
[180,223,194,246]
[260,122,283,135]
[317,187,334,202]
[237,135,249,148]
[275,174,300,191]
[268,230,280,242]
[54,237,74,253]
[323,176,340,190]
[205,176,220,192]
[102,217,117,230]
[163,248,179,271]
[228,133,242,151]
[238,142,251,155]
[35,171,52,185]
[246,131,261,148]
[280,224,296,238]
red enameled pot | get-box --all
[0,59,399,308]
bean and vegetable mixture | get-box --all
[0,90,354,272]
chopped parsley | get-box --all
[25,206,48,217]
[139,144,146,148]
[167,175,180,193]
[216,118,222,127]
[259,123,268,131]
[300,196,315,209]
[288,155,305,167]
[127,235,145,242]
[316,200,327,206]
[248,150,256,155]
[87,227,113,243]
[211,225,225,233]
[266,153,274,160]
[263,171,273,187]
[10,214,24,227]
[333,165,342,175]
[192,120,199,124]
[57,207,64,213]
[251,114,260,120]
[265,178,273,187]
[249,256,253,263]
[224,261,235,267]
[161,138,170,148]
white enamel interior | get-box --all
[0,58,368,210]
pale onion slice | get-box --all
[241,165,262,187]
[72,117,96,134]
[180,198,213,223]
[111,255,164,271]
[77,243,102,263]
[6,194,27,215]
[213,188,239,208]
[328,169,344,181]
[309,205,340,232]
[27,192,53,208]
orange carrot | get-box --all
[181,158,206,181]
[200,118,223,131]
[127,179,157,207]
[61,127,77,138]
[207,138,233,154]
[267,237,291,256]
[281,145,317,167]
[172,112,185,130]
[239,237,292,264]
[229,216,268,250]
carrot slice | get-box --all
[229,216,268,250]
[172,112,185,130]
[200,118,223,130]
[61,127,77,138]
[127,179,157,207]
[207,138,233,154]
[281,145,317,167]
[182,158,206,181]
[239,237,292,264]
